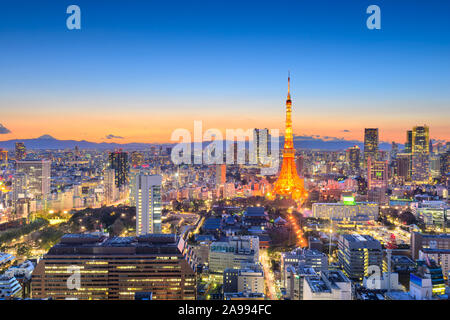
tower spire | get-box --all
[287,71,291,100]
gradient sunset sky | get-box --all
[0,0,449,144]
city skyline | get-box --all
[1,0,449,144]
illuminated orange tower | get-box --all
[271,74,307,203]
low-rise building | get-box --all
[303,270,352,300]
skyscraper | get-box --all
[15,160,51,200]
[367,158,388,190]
[412,125,430,154]
[411,125,430,183]
[405,130,413,153]
[253,128,269,166]
[395,153,412,182]
[216,163,226,186]
[296,155,304,177]
[15,142,26,161]
[364,128,379,166]
[271,74,307,203]
[346,145,360,176]
[135,174,162,235]
[104,168,117,205]
[367,157,388,204]
[12,172,27,203]
[109,150,128,188]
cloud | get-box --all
[105,134,124,140]
[0,123,11,134]
[341,129,351,132]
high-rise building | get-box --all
[12,172,27,203]
[364,128,379,166]
[135,174,162,235]
[104,168,117,205]
[441,151,450,178]
[412,153,431,183]
[395,153,412,181]
[216,163,226,186]
[412,125,430,154]
[410,125,430,183]
[31,233,196,300]
[338,234,382,281]
[15,142,26,161]
[253,128,269,166]
[390,141,399,161]
[0,149,8,166]
[108,151,128,188]
[296,155,304,177]
[367,158,388,190]
[271,75,307,203]
[15,160,51,200]
[367,157,388,204]
[405,130,413,153]
[346,145,360,176]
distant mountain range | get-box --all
[0,134,397,151]
[0,135,160,150]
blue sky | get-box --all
[0,0,449,143]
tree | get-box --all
[16,243,32,257]
[399,210,417,225]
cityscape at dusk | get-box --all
[0,0,449,308]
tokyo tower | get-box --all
[270,74,308,204]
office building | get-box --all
[411,232,450,260]
[395,153,412,181]
[12,172,27,203]
[135,174,162,235]
[419,249,450,281]
[0,272,22,299]
[253,128,269,166]
[109,151,128,188]
[346,145,361,176]
[410,259,446,299]
[364,128,379,166]
[338,234,382,281]
[412,125,430,154]
[15,160,51,200]
[312,199,378,223]
[0,148,7,166]
[223,264,264,294]
[284,266,318,300]
[281,248,328,289]
[15,142,26,161]
[208,236,259,280]
[412,201,447,228]
[303,270,352,300]
[367,157,388,204]
[31,233,196,300]
[216,163,226,186]
[367,158,388,190]
[103,168,117,205]
[411,125,430,183]
[405,130,412,154]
